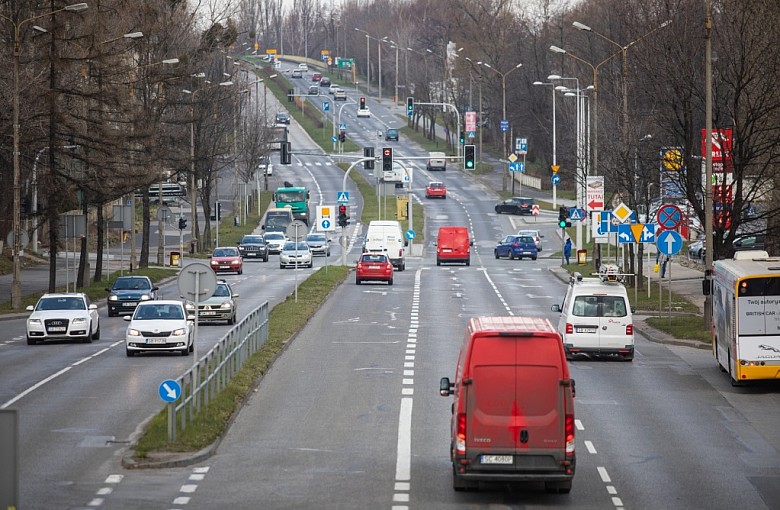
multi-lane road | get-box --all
[3,65,780,509]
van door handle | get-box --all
[519,429,529,443]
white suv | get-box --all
[550,265,635,361]
[517,229,543,251]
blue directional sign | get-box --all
[508,162,525,173]
[551,174,560,185]
[617,224,634,244]
[322,101,330,112]
[321,219,331,230]
[331,136,338,142]
[406,230,416,240]
[337,191,349,204]
[657,230,683,256]
[159,379,181,403]
[500,120,509,132]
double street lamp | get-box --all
[532,80,558,207]
[1,1,88,309]
[478,61,522,191]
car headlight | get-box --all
[108,295,118,301]
[172,328,187,336]
[184,302,195,311]
[220,302,233,309]
[127,328,141,337]
[72,317,87,325]
[140,294,152,301]
[231,260,241,265]
[28,318,42,326]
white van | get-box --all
[427,151,447,171]
[364,220,406,271]
[551,264,635,361]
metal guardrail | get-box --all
[167,301,270,441]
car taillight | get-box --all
[387,263,393,270]
[456,413,466,455]
[565,323,573,334]
[626,324,633,335]
[512,242,518,247]
[565,413,575,456]
[357,263,363,270]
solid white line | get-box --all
[1,366,71,409]
[395,397,413,481]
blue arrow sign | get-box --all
[641,224,657,243]
[508,162,525,173]
[500,120,509,132]
[657,230,682,256]
[322,101,330,112]
[321,219,331,229]
[551,174,560,185]
[337,191,349,203]
[406,230,416,240]
[159,379,181,403]
[331,136,338,142]
[618,224,634,244]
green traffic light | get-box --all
[559,220,567,228]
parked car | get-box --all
[385,128,399,141]
[425,181,447,199]
[263,232,287,254]
[305,233,331,256]
[494,235,538,260]
[334,89,347,101]
[356,107,371,118]
[184,280,239,325]
[280,241,313,268]
[355,252,394,285]
[26,293,100,345]
[237,234,269,261]
[105,276,159,317]
[275,112,290,125]
[495,196,536,215]
[734,234,765,252]
[124,300,193,357]
[210,246,243,275]
[517,229,544,252]
[688,239,705,259]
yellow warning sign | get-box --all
[551,164,560,174]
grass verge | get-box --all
[131,265,350,457]
[645,314,710,343]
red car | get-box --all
[356,253,394,285]
[425,181,447,199]
[210,246,243,275]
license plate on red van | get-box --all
[481,455,513,464]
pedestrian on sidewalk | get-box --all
[563,238,572,265]
[658,253,669,278]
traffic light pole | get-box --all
[341,157,376,266]
[414,101,462,161]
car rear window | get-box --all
[362,254,387,263]
[572,295,627,317]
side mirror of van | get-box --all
[261,224,266,230]
[551,304,561,313]
[439,377,453,397]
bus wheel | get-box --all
[728,350,744,386]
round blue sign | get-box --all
[405,230,416,240]
[158,379,181,403]
[551,174,561,185]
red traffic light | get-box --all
[383,148,392,157]
[339,205,347,214]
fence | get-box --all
[167,301,270,441]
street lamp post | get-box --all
[704,0,714,328]
[479,62,522,192]
[533,81,558,208]
[354,28,371,95]
[385,39,400,104]
[1,1,88,309]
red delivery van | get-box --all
[439,316,576,492]
[436,226,473,266]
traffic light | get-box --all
[178,217,187,230]
[558,207,571,228]
[339,130,346,143]
[359,97,366,109]
[363,147,375,169]
[459,131,465,144]
[210,202,222,221]
[280,141,291,165]
[338,204,349,227]
[382,147,393,172]
[464,144,476,170]
[287,89,294,102]
[406,96,414,115]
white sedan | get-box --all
[26,293,100,345]
[356,107,371,118]
[280,241,313,268]
[124,300,194,357]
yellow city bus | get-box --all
[710,252,780,385]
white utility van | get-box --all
[427,151,447,171]
[551,264,635,361]
[364,220,406,271]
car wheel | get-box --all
[83,327,93,343]
[126,349,135,357]
[228,313,235,325]
[388,277,394,286]
[356,277,361,285]
[437,258,441,266]
[532,256,537,261]
[494,250,500,259]
[181,346,189,356]
[238,268,243,275]
[495,207,502,214]
[108,309,115,318]
[280,264,285,269]
[308,262,313,268]
[466,257,470,266]
[264,254,269,262]
[92,324,100,340]
[189,338,194,352]
[26,336,37,345]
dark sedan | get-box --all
[494,235,538,260]
[495,197,536,215]
[105,276,159,317]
